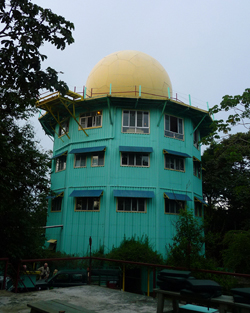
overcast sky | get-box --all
[32,0,250,152]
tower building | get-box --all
[38,50,212,256]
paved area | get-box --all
[0,285,172,313]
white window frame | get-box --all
[79,111,102,129]
[91,152,104,167]
[117,197,146,212]
[122,110,149,134]
[55,155,67,172]
[59,120,69,137]
[165,114,184,140]
[121,152,149,167]
[165,199,185,214]
[75,197,100,211]
[74,154,86,168]
[165,155,185,172]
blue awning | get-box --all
[69,190,103,197]
[164,192,192,201]
[113,190,155,198]
[69,146,106,154]
[52,151,67,159]
[119,146,153,153]
[163,149,191,158]
[194,196,208,206]
[46,192,64,199]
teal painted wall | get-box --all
[44,98,207,258]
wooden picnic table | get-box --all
[27,299,96,313]
[154,289,250,313]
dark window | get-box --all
[80,111,102,128]
[165,155,184,171]
[165,115,184,140]
[74,154,86,168]
[165,199,185,214]
[195,201,203,217]
[92,152,104,167]
[117,198,146,212]
[75,197,100,211]
[193,126,199,149]
[51,197,62,212]
[193,160,201,178]
[121,152,149,167]
[56,155,67,172]
[59,120,69,136]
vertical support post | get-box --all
[84,86,87,99]
[147,268,150,297]
[110,83,112,95]
[15,262,21,293]
[139,85,141,97]
[189,94,191,106]
[153,267,156,298]
[122,264,125,291]
[168,87,171,99]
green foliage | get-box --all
[0,1,74,260]
[106,235,163,269]
[202,88,250,144]
[166,210,205,269]
[222,230,250,274]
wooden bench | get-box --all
[27,299,95,313]
[154,289,250,313]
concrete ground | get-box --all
[0,285,172,313]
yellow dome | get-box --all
[85,50,172,99]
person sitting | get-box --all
[38,263,50,280]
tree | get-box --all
[166,210,205,269]
[203,88,250,144]
[0,0,74,260]
[202,132,250,262]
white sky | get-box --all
[31,0,250,152]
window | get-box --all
[91,152,104,167]
[56,155,67,172]
[165,199,185,214]
[165,155,184,172]
[51,197,62,212]
[59,120,69,136]
[117,198,146,212]
[165,115,184,140]
[121,152,149,167]
[74,154,86,168]
[75,197,100,211]
[80,111,102,128]
[193,126,199,149]
[193,159,201,178]
[122,110,149,134]
[195,201,203,217]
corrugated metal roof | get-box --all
[69,190,103,197]
[69,146,106,154]
[113,190,155,198]
[119,146,153,153]
[163,149,191,158]
[164,192,192,201]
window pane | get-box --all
[165,156,170,168]
[125,198,131,211]
[99,152,104,166]
[129,154,134,165]
[80,117,86,128]
[96,115,101,126]
[143,112,149,127]
[118,198,124,211]
[132,198,137,211]
[88,198,94,210]
[136,154,142,166]
[123,111,129,126]
[170,116,178,133]
[75,155,80,167]
[122,153,128,165]
[142,156,148,166]
[130,111,135,126]
[80,156,86,167]
[92,155,98,166]
[138,199,145,211]
[137,111,142,127]
[93,198,99,210]
[87,116,92,127]
[165,115,170,131]
[178,119,183,134]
